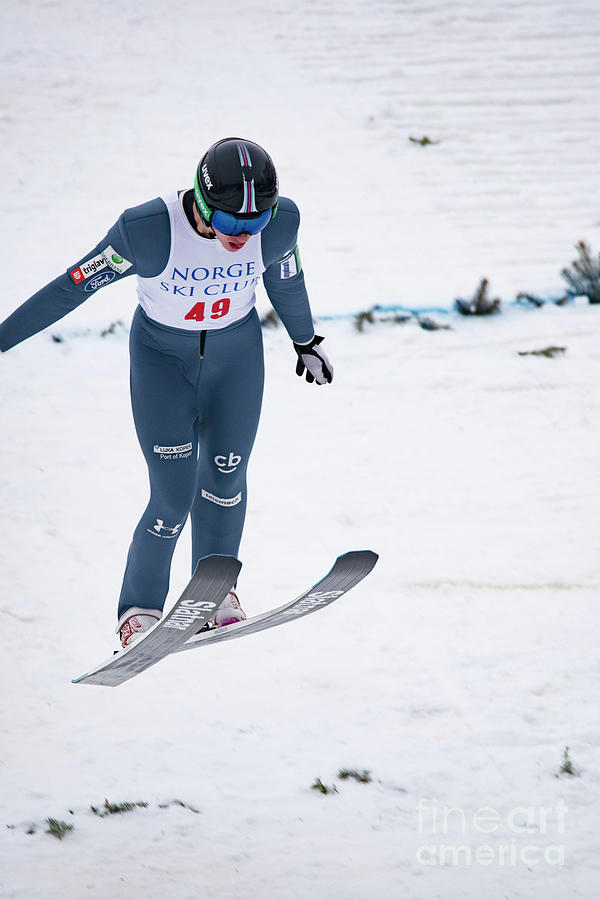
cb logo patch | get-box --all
[214,452,242,474]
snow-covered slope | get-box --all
[1,2,599,898]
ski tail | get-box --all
[72,554,241,686]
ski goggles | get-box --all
[210,207,273,236]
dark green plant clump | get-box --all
[157,799,200,814]
[561,241,600,303]
[311,777,338,795]
[101,320,127,337]
[355,310,376,332]
[557,746,579,777]
[409,136,440,146]
[46,818,74,840]
[455,279,501,316]
[260,310,280,329]
[518,346,566,358]
[417,316,452,331]
[515,292,569,308]
[91,798,149,817]
[338,768,372,783]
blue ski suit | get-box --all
[0,192,315,619]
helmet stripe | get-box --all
[237,142,252,168]
[238,179,248,214]
[238,176,257,214]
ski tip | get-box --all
[338,549,379,564]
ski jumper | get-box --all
[0,192,314,619]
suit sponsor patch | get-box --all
[153,442,193,460]
[102,245,133,274]
[154,443,193,455]
[84,271,116,292]
[201,489,242,507]
[70,253,107,284]
[279,245,301,280]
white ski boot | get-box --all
[211,590,246,627]
[117,607,162,648]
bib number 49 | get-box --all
[185,298,231,322]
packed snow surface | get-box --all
[1,2,599,898]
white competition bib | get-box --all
[136,192,265,330]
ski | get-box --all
[174,549,378,655]
[72,554,241,687]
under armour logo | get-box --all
[150,519,182,537]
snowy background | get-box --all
[1,1,599,898]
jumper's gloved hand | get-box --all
[293,334,333,385]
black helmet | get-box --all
[194,137,279,224]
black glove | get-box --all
[293,334,333,385]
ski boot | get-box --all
[117,607,162,648]
[211,590,246,627]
